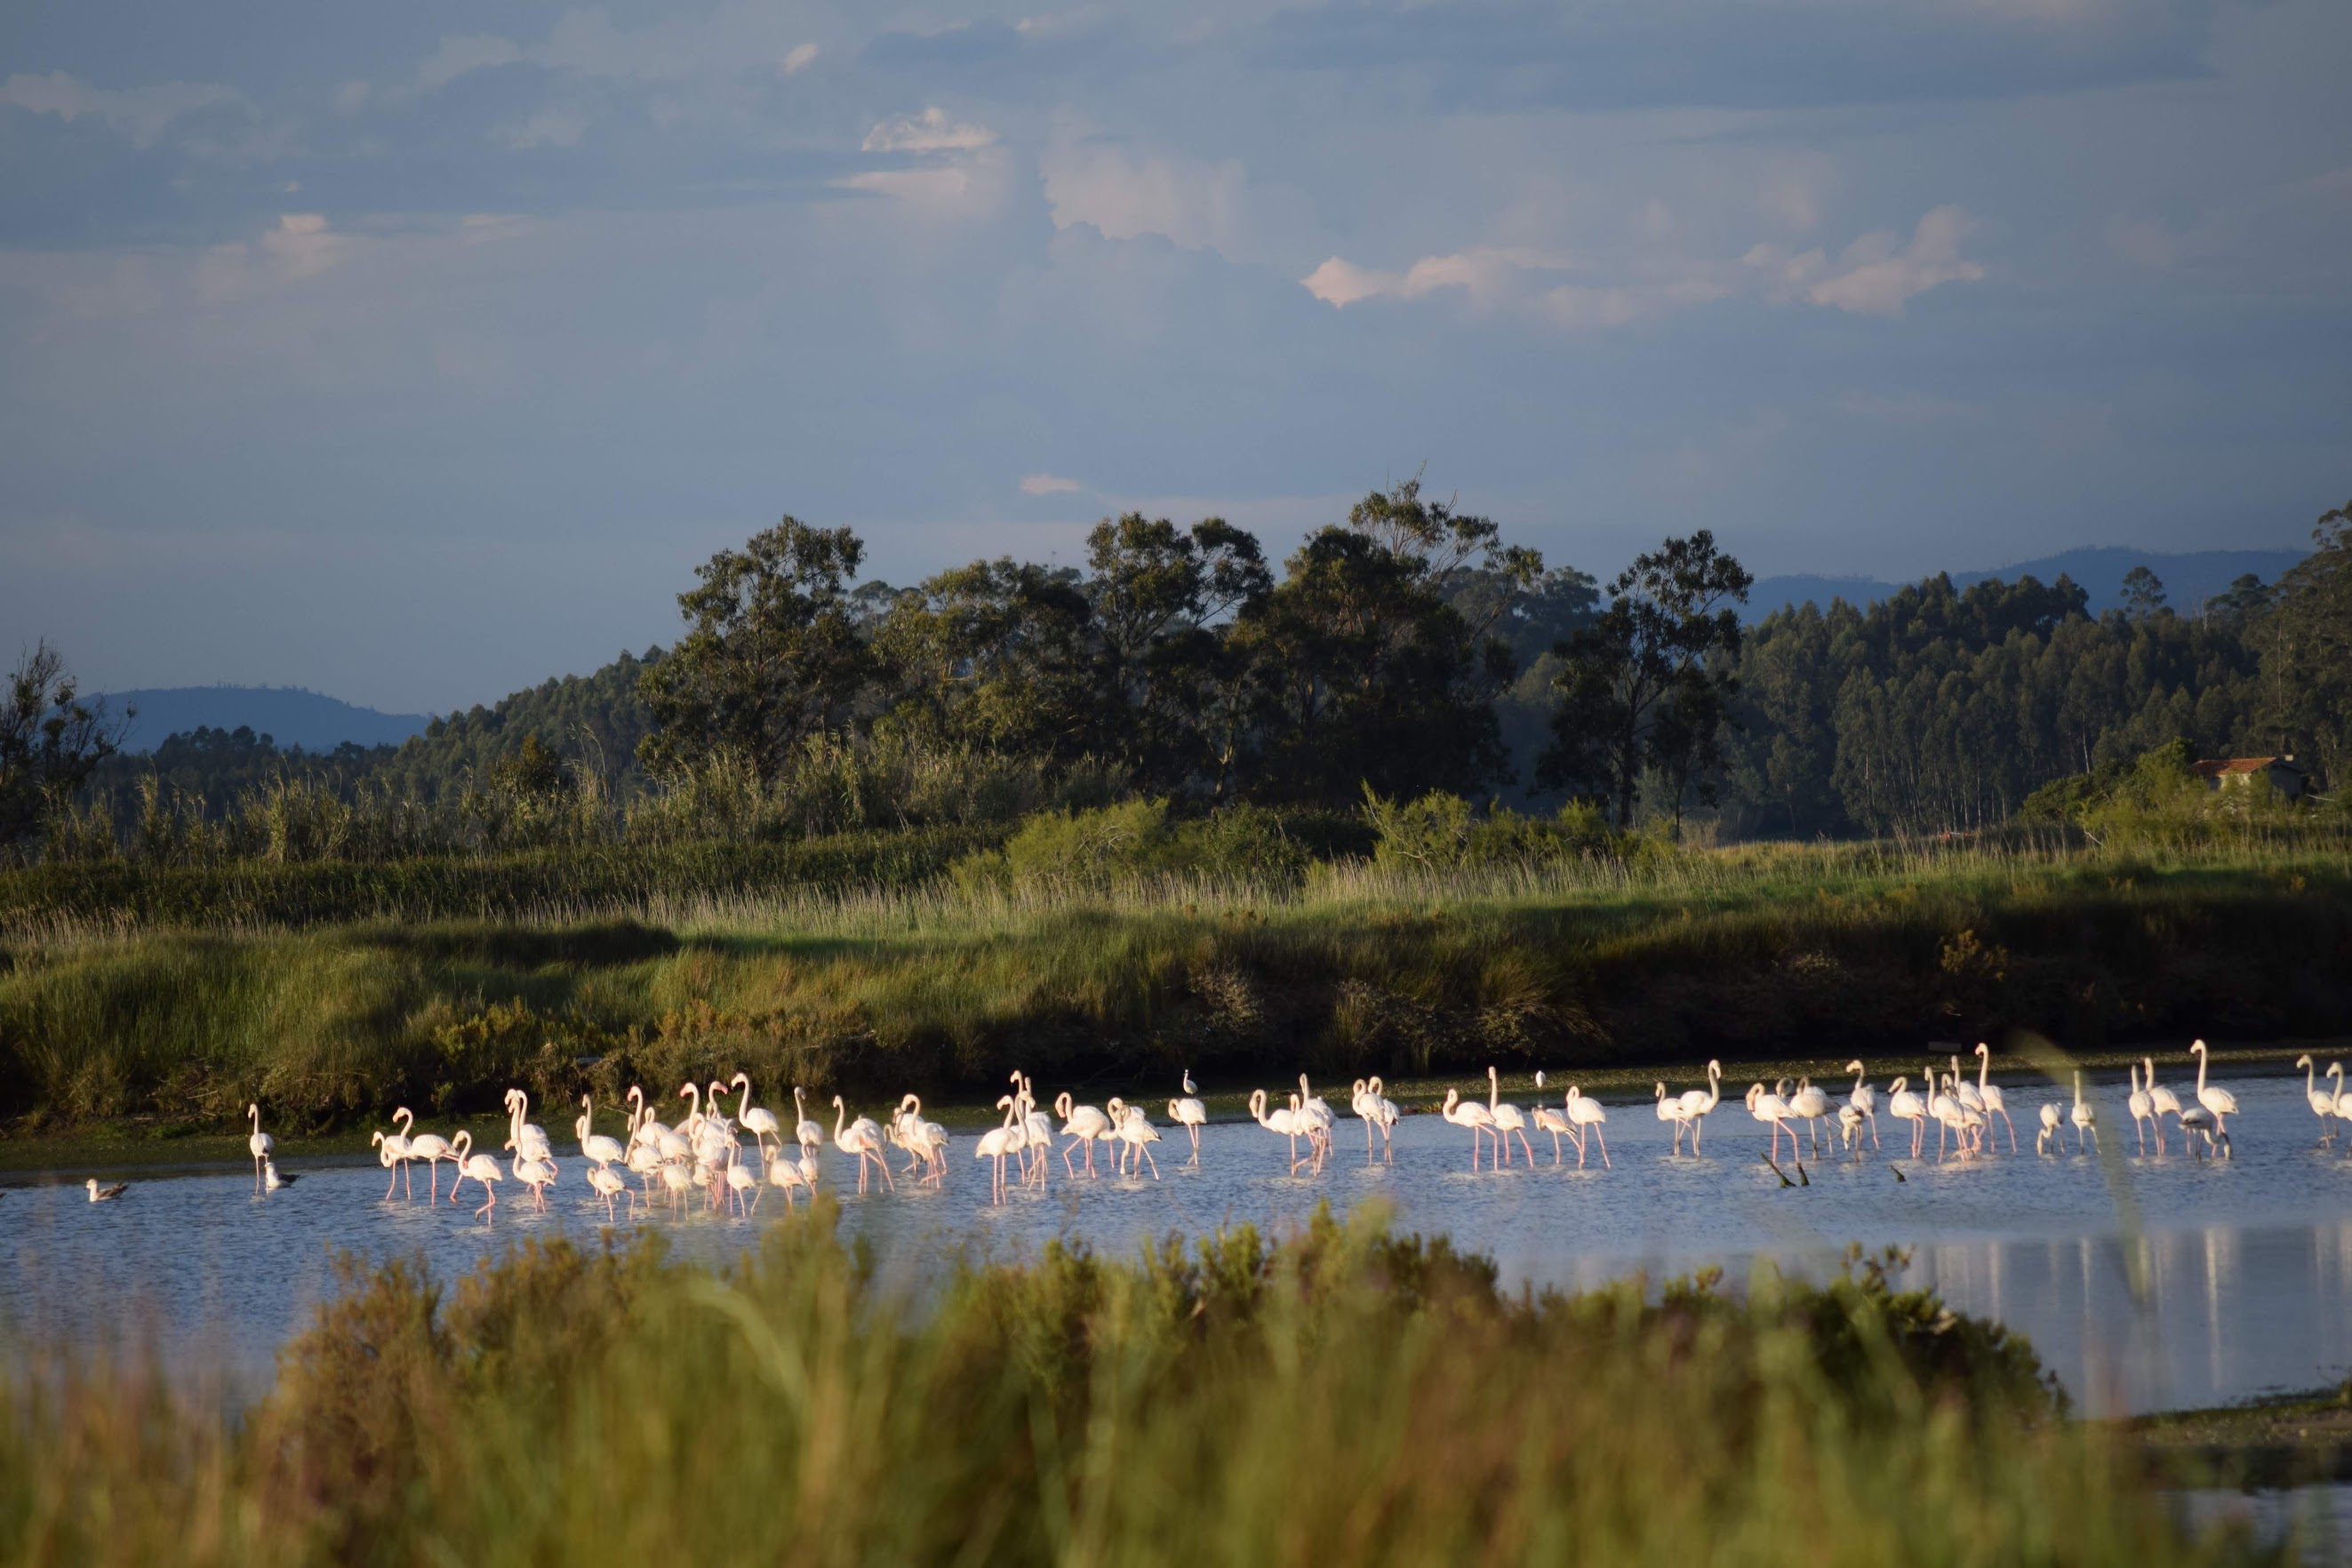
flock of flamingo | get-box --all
[87,1038,2337,1216]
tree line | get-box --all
[7,485,2345,864]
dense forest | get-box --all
[7,484,2346,868]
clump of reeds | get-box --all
[0,1205,2268,1566]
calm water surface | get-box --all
[5,1071,2348,1414]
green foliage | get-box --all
[1363,788,1625,872]
[2,1208,2244,1567]
[2,641,128,859]
[955,799,1313,894]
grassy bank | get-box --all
[1,836,2347,1134]
[4,1203,2276,1567]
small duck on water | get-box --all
[85,1179,129,1203]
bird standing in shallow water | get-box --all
[246,1103,274,1194]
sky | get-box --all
[2,0,2348,715]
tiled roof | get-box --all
[2188,756,2299,778]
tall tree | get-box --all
[2120,564,2168,619]
[1236,479,1540,805]
[637,519,871,781]
[2257,500,2352,786]
[3,642,130,856]
[1539,531,1752,828]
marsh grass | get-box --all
[0,1203,2268,1567]
[2,832,2346,1132]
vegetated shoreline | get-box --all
[0,1042,2333,1178]
[3,834,2347,1144]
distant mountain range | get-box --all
[93,686,428,755]
[1744,546,2308,623]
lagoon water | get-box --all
[4,1070,2348,1415]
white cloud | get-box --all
[1303,247,1573,308]
[780,43,820,76]
[1020,473,1084,495]
[1042,140,1247,252]
[861,108,996,154]
[0,70,248,147]
[1300,258,1393,308]
[1786,205,1986,316]
[196,213,357,303]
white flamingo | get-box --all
[1972,1044,2018,1153]
[515,1152,558,1212]
[1296,1075,1338,1161]
[2127,1062,2156,1154]
[767,1146,817,1210]
[792,1087,825,1158]
[1532,1099,1574,1164]
[724,1155,762,1215]
[2177,1103,2226,1158]
[1486,1067,1534,1166]
[1108,1099,1163,1180]
[1950,1053,1985,1118]
[1440,1086,1496,1172]
[2188,1041,2238,1138]
[1364,1076,1400,1160]
[1565,1087,1610,1169]
[587,1164,632,1221]
[1929,1073,1979,1162]
[372,1107,416,1199]
[1840,1061,1879,1149]
[1676,1060,1723,1153]
[1888,1074,1928,1158]
[246,1103,274,1194]
[1746,1082,1795,1162]
[1168,1084,1209,1164]
[975,1095,1027,1204]
[1054,1092,1113,1178]
[732,1075,783,1158]
[2069,1070,2098,1152]
[449,1132,505,1220]
[1786,1077,1831,1157]
[1251,1087,1315,1172]
[2297,1055,2335,1143]
[1656,1082,1696,1155]
[2331,1063,2350,1138]
[831,1095,893,1193]
[505,1090,553,1162]
[2143,1057,2184,1141]
[408,1124,456,1202]
[2036,1099,2062,1155]
[576,1095,628,1169]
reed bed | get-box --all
[0,1203,2271,1568]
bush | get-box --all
[955,800,1314,894]
[1364,788,1627,872]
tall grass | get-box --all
[1,830,2345,1132]
[0,1204,2264,1567]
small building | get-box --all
[2188,756,2308,801]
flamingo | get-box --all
[2331,1063,2350,1140]
[1972,1044,2018,1153]
[724,1155,761,1215]
[658,1158,693,1214]
[1786,1077,1831,1158]
[1532,1100,1575,1164]
[408,1124,456,1202]
[2177,1103,2227,1158]
[448,1132,504,1220]
[85,1179,129,1202]
[732,1075,783,1157]
[1439,1086,1496,1172]
[1486,1067,1534,1166]
[2036,1100,2063,1155]
[587,1164,632,1221]
[1564,1087,1610,1169]
[2127,1062,2157,1154]
[246,1103,274,1194]
[1746,1082,1795,1162]
[2143,1057,2184,1144]
[792,1087,825,1158]
[975,1095,1027,1204]
[1364,1076,1401,1160]
[1017,1076,1056,1186]
[1168,1082,1208,1164]
[1676,1060,1723,1154]
[515,1152,558,1212]
[2069,1070,2098,1152]
[505,1090,553,1162]
[1296,1075,1337,1162]
[1950,1053,1985,1118]
[892,1095,949,1185]
[1926,1072,1971,1162]
[2188,1041,2238,1138]
[2296,1055,2335,1143]
[767,1146,817,1210]
[832,1095,894,1194]
[678,1083,706,1138]
[1655,1082,1696,1155]
[1888,1074,1928,1158]
[577,1096,628,1168]
[1844,1061,1880,1149]
[1836,1101,1864,1155]
[1054,1092,1113,1178]
[1108,1099,1163,1180]
[1250,1087,1315,1172]
[372,1107,416,1199]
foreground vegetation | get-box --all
[2,829,2345,1135]
[4,1203,2288,1567]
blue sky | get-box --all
[2,0,2348,713]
